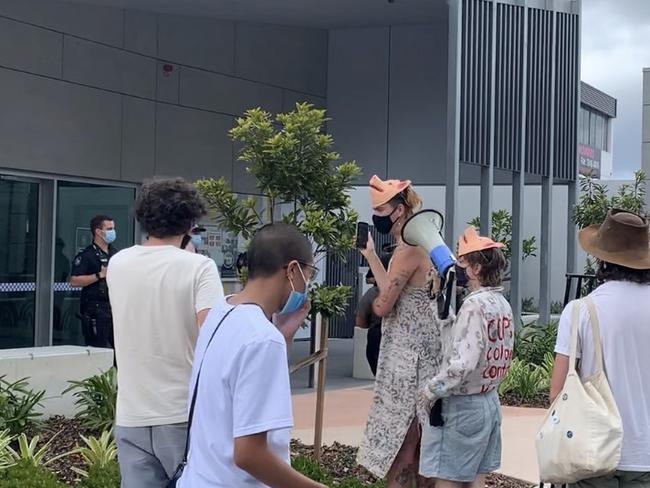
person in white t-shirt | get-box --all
[107,178,224,488]
[178,223,326,488]
[552,210,650,487]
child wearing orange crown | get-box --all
[417,227,514,488]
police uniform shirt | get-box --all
[71,244,116,306]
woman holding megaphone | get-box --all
[356,175,446,487]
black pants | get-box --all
[81,302,114,349]
[366,325,382,376]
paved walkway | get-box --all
[291,384,545,484]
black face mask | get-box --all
[372,207,399,235]
[455,265,469,287]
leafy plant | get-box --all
[549,301,564,315]
[0,459,65,487]
[468,209,537,275]
[79,461,120,488]
[514,322,558,367]
[521,297,538,314]
[72,431,118,478]
[6,433,71,468]
[63,368,116,432]
[0,376,45,436]
[498,359,548,402]
[0,429,15,471]
[197,103,361,318]
[292,455,333,484]
[573,170,647,230]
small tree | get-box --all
[469,209,538,280]
[573,170,647,289]
[196,103,361,319]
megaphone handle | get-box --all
[438,270,455,320]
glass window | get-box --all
[589,110,596,148]
[580,107,589,145]
[602,116,609,151]
[53,182,135,346]
[595,114,604,150]
[0,179,39,348]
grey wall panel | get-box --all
[158,14,235,74]
[235,23,328,97]
[387,24,448,185]
[155,104,233,182]
[232,141,259,194]
[180,67,282,116]
[643,105,650,144]
[644,70,650,105]
[0,0,124,47]
[63,37,156,99]
[124,9,157,58]
[0,68,121,179]
[0,17,62,77]
[156,61,180,103]
[327,28,389,183]
[281,90,326,112]
[121,97,155,182]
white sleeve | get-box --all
[554,300,582,359]
[195,259,224,313]
[231,340,293,438]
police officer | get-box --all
[69,215,117,349]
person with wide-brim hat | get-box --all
[551,210,650,487]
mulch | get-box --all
[291,440,534,488]
[29,418,535,487]
[500,392,550,409]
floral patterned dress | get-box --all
[357,284,444,479]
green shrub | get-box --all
[292,455,333,484]
[514,322,558,366]
[0,376,45,436]
[72,430,117,478]
[498,359,549,402]
[0,459,65,487]
[6,433,71,468]
[335,479,385,488]
[78,461,120,488]
[63,368,116,432]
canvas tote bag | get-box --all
[535,296,623,484]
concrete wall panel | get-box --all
[155,104,233,182]
[281,90,326,112]
[0,17,62,77]
[327,28,389,182]
[235,23,328,96]
[121,97,155,182]
[0,68,121,179]
[156,61,180,104]
[0,0,124,47]
[158,14,235,74]
[124,9,157,58]
[63,37,156,99]
[180,68,282,116]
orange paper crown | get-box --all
[369,175,411,208]
[457,226,504,258]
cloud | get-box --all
[582,0,650,178]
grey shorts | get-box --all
[419,389,502,482]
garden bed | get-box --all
[500,392,550,409]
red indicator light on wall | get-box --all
[162,64,173,77]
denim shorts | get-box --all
[419,389,502,482]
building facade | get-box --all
[643,68,650,194]
[0,0,580,349]
[579,82,616,179]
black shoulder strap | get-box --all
[179,305,238,466]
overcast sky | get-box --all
[582,0,650,178]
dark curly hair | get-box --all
[596,260,650,285]
[464,248,507,287]
[135,178,207,238]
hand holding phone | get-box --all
[356,222,369,250]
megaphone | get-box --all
[401,209,456,319]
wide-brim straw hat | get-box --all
[578,209,650,270]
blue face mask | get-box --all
[279,264,309,315]
[103,229,116,244]
[191,234,203,247]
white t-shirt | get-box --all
[178,302,293,488]
[555,281,650,472]
[107,245,224,427]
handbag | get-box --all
[535,297,623,484]
[167,306,238,487]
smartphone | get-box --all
[356,222,369,249]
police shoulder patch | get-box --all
[74,256,82,266]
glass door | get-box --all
[0,179,39,348]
